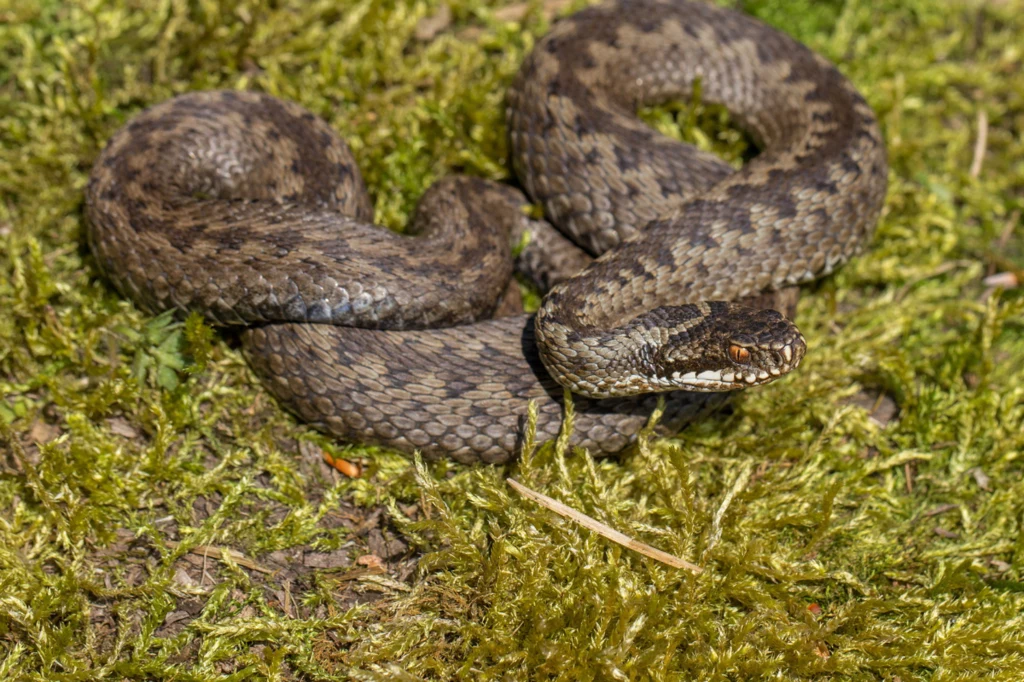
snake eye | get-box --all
[729,344,750,364]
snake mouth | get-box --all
[670,369,748,391]
[669,340,804,391]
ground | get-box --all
[1,0,1024,679]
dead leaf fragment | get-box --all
[415,3,452,41]
[983,271,1019,288]
[28,420,61,444]
[356,554,385,569]
[173,567,196,587]
[968,467,992,491]
[303,550,351,569]
[163,610,191,626]
[107,417,140,439]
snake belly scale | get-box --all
[85,0,887,464]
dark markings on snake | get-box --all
[614,147,636,173]
[85,0,887,464]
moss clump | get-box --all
[2,0,1024,679]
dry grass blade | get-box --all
[507,478,703,573]
[166,540,275,575]
[970,109,988,178]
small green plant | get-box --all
[116,310,187,391]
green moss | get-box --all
[2,0,1024,679]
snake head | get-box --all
[653,302,806,392]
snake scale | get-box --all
[86,0,888,464]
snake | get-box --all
[85,0,888,464]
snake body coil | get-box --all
[86,0,888,463]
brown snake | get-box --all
[85,0,888,464]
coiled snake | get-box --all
[86,0,888,464]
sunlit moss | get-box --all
[1,0,1023,678]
